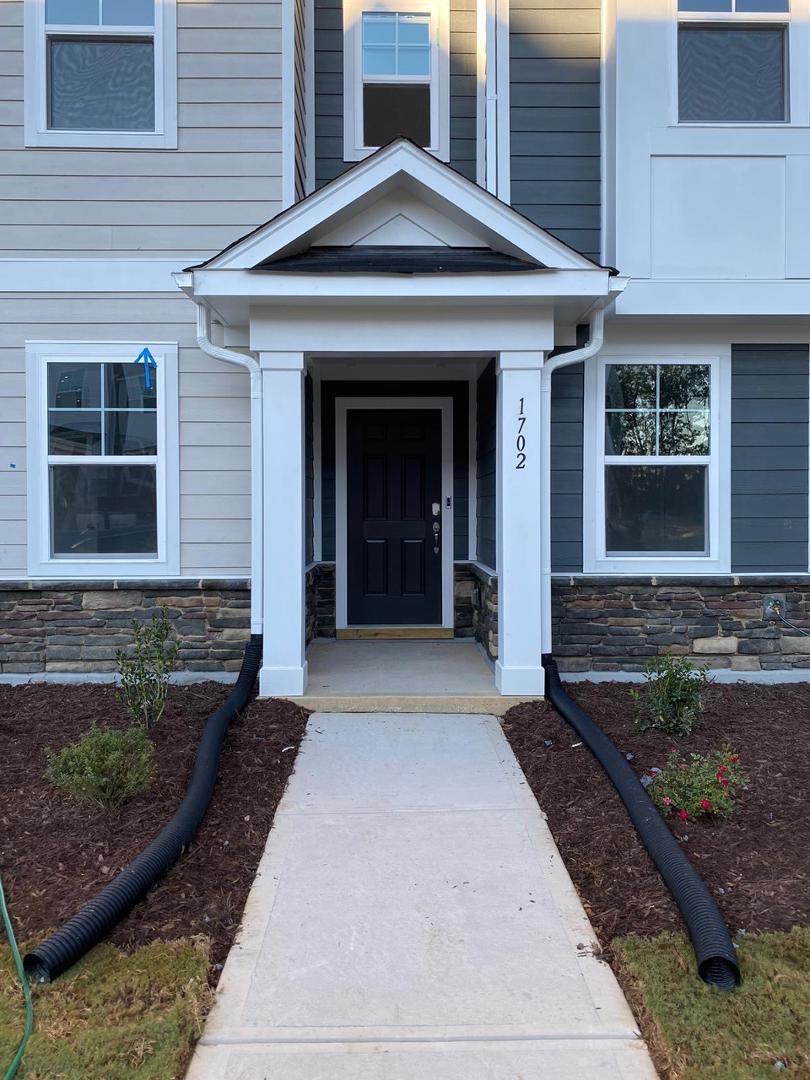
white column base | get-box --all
[259,661,309,698]
[495,661,545,697]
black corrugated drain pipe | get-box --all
[24,634,264,984]
[541,654,740,990]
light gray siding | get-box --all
[0,1,283,260]
[550,362,583,573]
[731,345,809,573]
[0,294,251,578]
[509,0,601,261]
[314,0,478,188]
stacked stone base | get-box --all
[553,577,810,673]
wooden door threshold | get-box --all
[336,627,455,641]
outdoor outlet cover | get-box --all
[763,594,786,621]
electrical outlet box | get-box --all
[763,594,786,621]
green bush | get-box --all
[47,724,156,811]
[116,605,179,730]
[630,655,710,736]
[649,747,747,822]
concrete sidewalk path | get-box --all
[187,713,657,1079]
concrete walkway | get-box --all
[187,713,657,1079]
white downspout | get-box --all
[194,303,264,636]
[540,304,609,654]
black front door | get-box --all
[347,408,443,625]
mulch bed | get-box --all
[503,683,809,945]
[0,683,308,975]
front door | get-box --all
[346,408,443,625]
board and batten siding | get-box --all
[0,0,283,260]
[314,0,477,188]
[509,0,601,262]
[0,294,252,578]
[731,345,810,573]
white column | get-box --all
[495,351,546,696]
[259,352,308,697]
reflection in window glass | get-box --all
[605,465,707,555]
[51,464,158,556]
[46,0,155,24]
[604,364,710,457]
[362,12,430,77]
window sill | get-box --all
[584,557,731,576]
[24,129,177,150]
[27,558,181,579]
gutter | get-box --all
[192,301,264,636]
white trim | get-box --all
[25,340,180,579]
[0,259,188,294]
[494,0,510,202]
[475,0,487,188]
[583,348,731,576]
[342,0,450,163]
[334,396,454,630]
[23,0,177,150]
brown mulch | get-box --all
[503,682,810,945]
[0,683,308,974]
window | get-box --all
[677,1,789,123]
[24,0,177,148]
[583,355,730,574]
[344,0,449,162]
[26,342,179,577]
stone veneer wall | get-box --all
[469,564,499,660]
[0,581,251,675]
[552,578,810,672]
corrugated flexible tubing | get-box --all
[541,655,740,990]
[23,634,264,984]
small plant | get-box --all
[116,605,179,729]
[650,747,747,822]
[47,724,156,811]
[630,655,710,736]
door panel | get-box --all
[347,408,443,625]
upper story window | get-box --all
[24,0,177,149]
[677,1,790,123]
[25,342,179,578]
[344,0,449,162]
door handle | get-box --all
[432,520,440,555]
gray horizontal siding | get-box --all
[550,362,583,572]
[315,0,478,187]
[509,0,601,261]
[731,345,809,573]
[476,362,496,570]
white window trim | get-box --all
[343,0,450,162]
[583,350,731,575]
[23,0,177,150]
[672,0,801,128]
[25,341,180,578]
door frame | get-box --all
[335,396,454,630]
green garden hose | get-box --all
[0,875,32,1079]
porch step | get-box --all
[336,627,455,640]
[279,693,540,715]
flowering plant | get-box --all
[649,747,747,822]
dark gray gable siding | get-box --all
[731,345,809,572]
[315,0,478,188]
[551,362,583,572]
[321,381,470,561]
[509,0,601,261]
[476,360,497,570]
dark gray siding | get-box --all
[731,345,809,572]
[551,362,583,573]
[305,374,315,564]
[314,0,478,188]
[509,0,601,261]
[476,361,497,570]
[321,381,470,561]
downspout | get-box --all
[194,303,264,636]
[540,303,610,656]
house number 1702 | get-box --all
[516,397,527,469]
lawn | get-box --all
[503,681,810,1079]
[0,682,308,1077]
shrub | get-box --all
[47,724,156,811]
[630,655,710,736]
[649,747,747,822]
[116,605,179,730]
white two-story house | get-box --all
[1,0,809,696]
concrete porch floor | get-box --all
[282,639,539,714]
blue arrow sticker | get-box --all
[134,347,157,390]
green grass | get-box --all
[0,937,212,1080]
[613,928,810,1079]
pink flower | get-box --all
[701,798,712,811]
[678,809,689,821]
[663,796,672,806]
